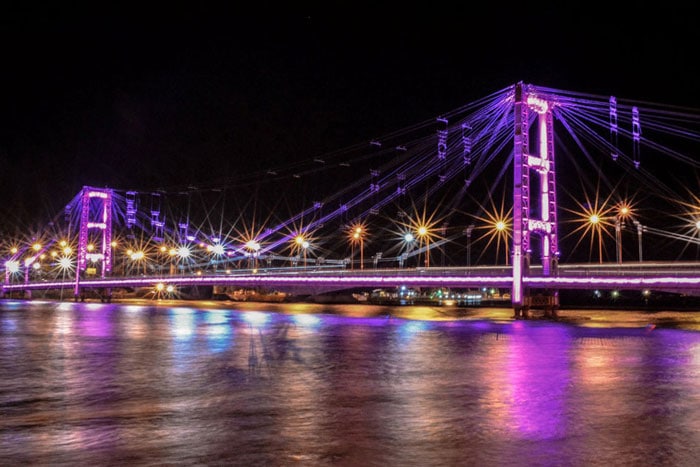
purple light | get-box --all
[6,271,700,294]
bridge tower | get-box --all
[74,186,113,299]
[512,82,560,317]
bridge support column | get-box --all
[512,82,560,318]
[72,186,114,303]
[514,289,560,319]
[100,288,112,303]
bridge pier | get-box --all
[514,289,559,319]
[72,288,112,303]
[100,288,112,303]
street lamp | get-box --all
[130,250,146,275]
[464,224,475,267]
[633,220,643,262]
[294,235,309,268]
[615,203,633,264]
[440,222,448,267]
[245,239,261,269]
[494,220,509,265]
[353,226,364,270]
[301,240,309,269]
[417,225,429,268]
[350,224,366,269]
[588,214,604,264]
[175,245,191,274]
[5,260,20,284]
[401,232,414,268]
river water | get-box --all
[1,299,699,466]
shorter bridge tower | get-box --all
[512,83,560,317]
[74,186,114,298]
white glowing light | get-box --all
[526,95,549,114]
[5,260,20,273]
[131,251,145,261]
[58,257,73,270]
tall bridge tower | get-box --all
[512,82,560,317]
[74,186,113,298]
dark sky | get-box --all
[0,5,697,228]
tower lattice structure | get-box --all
[512,82,559,314]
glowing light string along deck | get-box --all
[5,269,700,292]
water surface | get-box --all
[1,300,699,465]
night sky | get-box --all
[0,5,697,229]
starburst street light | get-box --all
[294,234,311,268]
[244,239,261,269]
[493,219,510,265]
[348,222,367,270]
[614,201,635,264]
[468,208,512,266]
[352,225,365,270]
[301,239,309,268]
[564,205,614,264]
[130,250,147,274]
[416,224,431,268]
[399,232,414,268]
[461,182,512,266]
[560,181,617,264]
[588,213,606,264]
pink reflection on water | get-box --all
[506,324,570,440]
[78,304,113,337]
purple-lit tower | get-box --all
[74,186,113,297]
[512,83,560,317]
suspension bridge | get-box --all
[2,82,699,316]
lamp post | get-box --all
[130,250,146,275]
[494,221,508,265]
[176,245,191,275]
[417,225,429,268]
[402,232,414,268]
[245,240,260,269]
[615,217,623,264]
[615,204,632,264]
[588,214,603,264]
[301,240,309,269]
[355,227,364,270]
[440,222,448,267]
[294,235,309,268]
[465,224,475,267]
[633,220,643,262]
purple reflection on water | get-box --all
[1,302,699,465]
[78,303,114,337]
[507,323,571,441]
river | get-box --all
[1,299,699,466]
